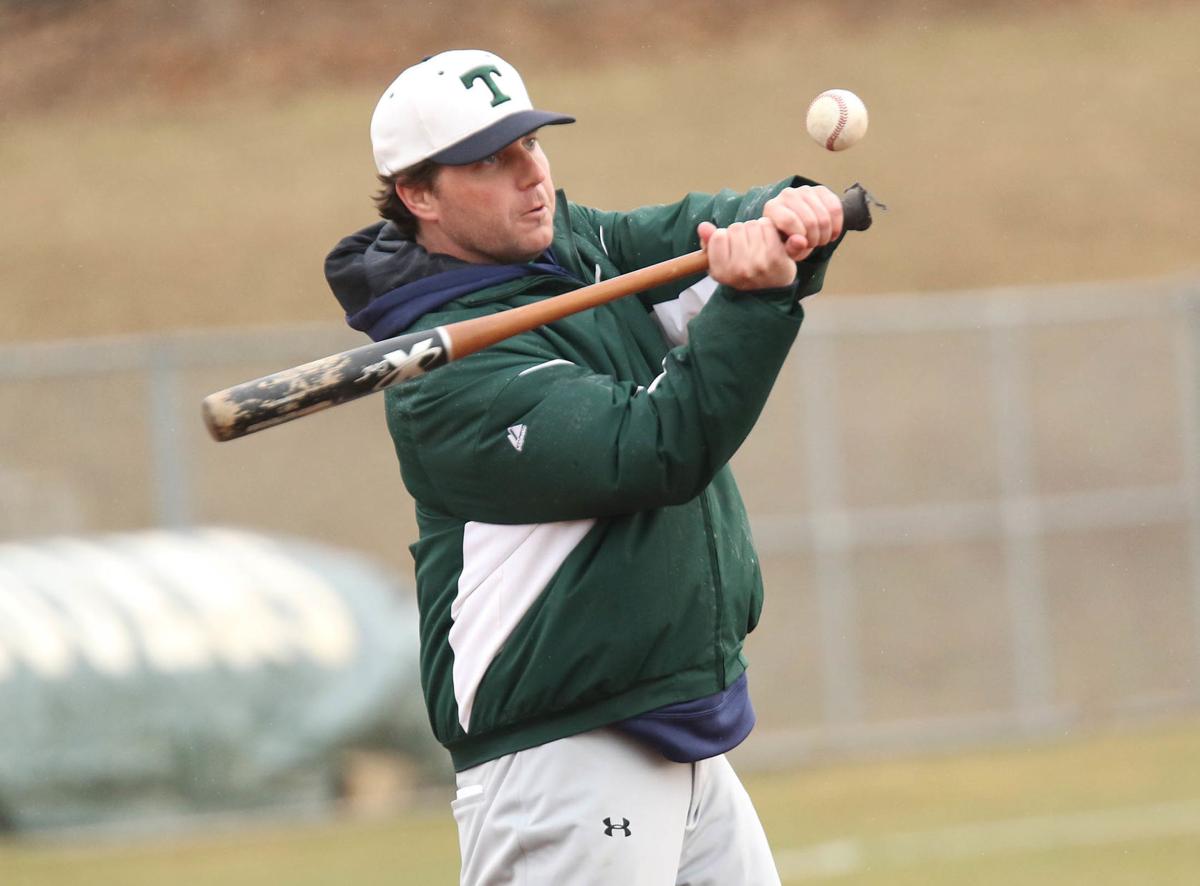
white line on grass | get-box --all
[775,798,1200,880]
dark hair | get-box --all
[373,159,442,240]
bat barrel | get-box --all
[201,327,452,441]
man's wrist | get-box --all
[724,280,802,314]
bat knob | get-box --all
[842,183,885,233]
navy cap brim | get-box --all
[430,110,575,165]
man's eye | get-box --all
[479,154,499,165]
[523,136,538,149]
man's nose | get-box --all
[514,148,545,189]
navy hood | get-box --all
[324,221,576,342]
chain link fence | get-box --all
[3,277,1198,766]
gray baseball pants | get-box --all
[451,727,781,885]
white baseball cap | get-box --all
[370,50,575,175]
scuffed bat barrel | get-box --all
[202,327,453,441]
[203,183,879,442]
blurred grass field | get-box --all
[3,717,1199,885]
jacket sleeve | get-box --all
[387,285,804,525]
[567,175,840,309]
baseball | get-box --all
[806,88,868,152]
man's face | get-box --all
[419,133,556,264]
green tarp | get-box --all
[0,527,431,831]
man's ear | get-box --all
[396,180,437,222]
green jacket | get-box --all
[344,177,837,770]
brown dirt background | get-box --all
[2,0,1199,342]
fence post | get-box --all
[1174,284,1200,699]
[149,340,192,529]
[799,334,863,729]
[987,298,1055,726]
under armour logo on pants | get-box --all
[603,817,631,837]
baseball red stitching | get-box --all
[824,92,849,151]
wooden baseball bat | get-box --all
[202,184,878,442]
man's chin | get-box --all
[512,232,554,263]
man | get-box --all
[325,49,844,885]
